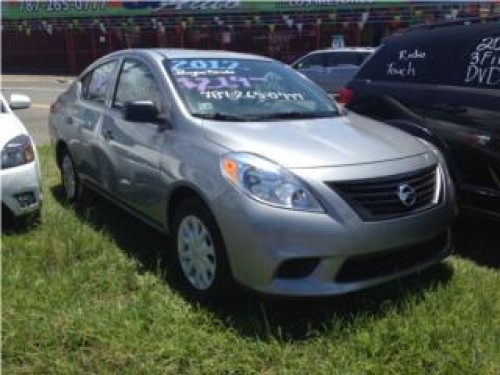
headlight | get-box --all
[1,134,35,169]
[221,152,324,212]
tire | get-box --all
[60,151,84,203]
[172,199,233,300]
[30,208,42,226]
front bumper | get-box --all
[1,161,42,217]
[211,155,456,296]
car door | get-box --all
[416,88,500,214]
[67,60,119,184]
[99,57,168,223]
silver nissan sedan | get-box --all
[49,49,456,298]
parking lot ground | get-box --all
[2,74,74,145]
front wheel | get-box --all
[60,151,84,203]
[172,199,233,300]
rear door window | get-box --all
[82,60,118,105]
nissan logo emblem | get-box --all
[397,183,417,207]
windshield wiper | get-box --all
[192,111,338,121]
[253,111,338,120]
[191,112,252,121]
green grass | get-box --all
[3,146,500,374]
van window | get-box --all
[356,40,434,84]
[356,24,500,89]
[462,34,500,89]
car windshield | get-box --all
[164,58,339,121]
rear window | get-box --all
[294,54,325,69]
[325,52,371,67]
[356,23,500,90]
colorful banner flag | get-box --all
[3,0,385,20]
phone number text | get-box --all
[19,0,108,13]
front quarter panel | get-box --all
[160,118,230,230]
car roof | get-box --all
[310,47,376,54]
[81,48,277,78]
[405,15,500,34]
[104,48,274,62]
[381,18,499,47]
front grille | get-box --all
[327,165,439,221]
[335,232,449,283]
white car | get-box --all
[1,93,42,222]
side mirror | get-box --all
[123,100,159,123]
[9,94,31,110]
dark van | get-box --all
[343,18,500,219]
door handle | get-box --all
[103,129,114,140]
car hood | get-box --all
[202,111,429,168]
[0,113,28,149]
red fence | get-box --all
[2,23,380,75]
